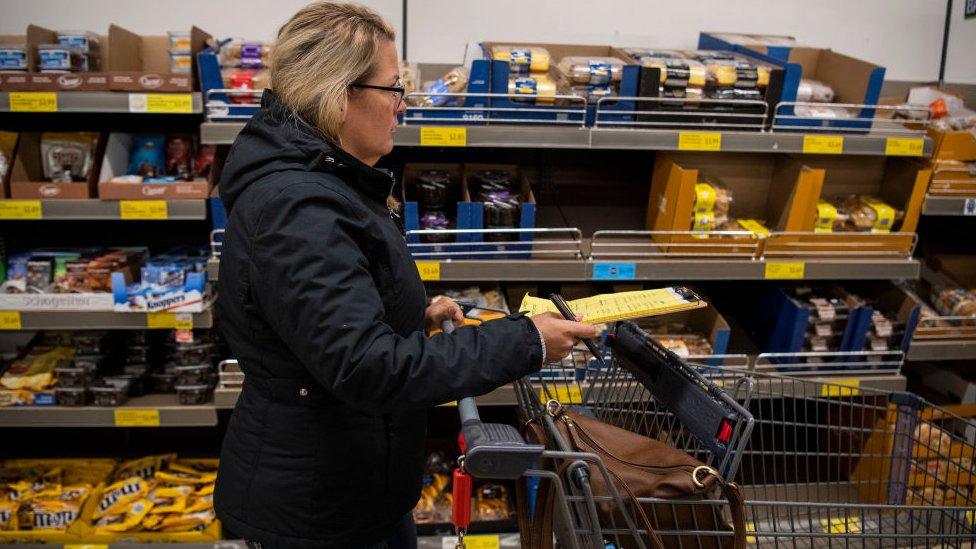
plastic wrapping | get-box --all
[838,195,903,233]
[416,170,451,209]
[167,31,192,53]
[175,384,211,405]
[556,56,625,85]
[40,133,95,183]
[507,74,557,104]
[0,45,28,71]
[639,56,707,89]
[38,43,87,72]
[490,45,550,73]
[221,41,270,68]
[399,62,420,94]
[408,66,468,107]
[796,79,835,103]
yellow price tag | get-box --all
[885,137,925,157]
[540,385,582,405]
[119,200,168,220]
[967,510,975,527]
[146,312,193,330]
[129,93,194,113]
[0,311,22,330]
[803,135,844,154]
[821,379,860,397]
[114,409,161,427]
[0,200,42,219]
[9,92,58,112]
[820,516,861,534]
[764,262,805,280]
[66,545,109,549]
[746,522,757,544]
[678,132,722,151]
[419,127,467,147]
[442,534,499,549]
[416,261,441,281]
[436,400,458,407]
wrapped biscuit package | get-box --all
[490,45,550,74]
[839,195,903,233]
[556,56,625,85]
[507,74,557,104]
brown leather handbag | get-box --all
[516,404,747,549]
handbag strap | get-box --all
[717,480,747,549]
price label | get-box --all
[678,132,722,151]
[9,92,57,112]
[146,312,193,330]
[764,262,805,280]
[885,137,925,157]
[0,200,42,219]
[592,262,636,280]
[436,400,458,407]
[803,135,844,154]
[540,385,583,405]
[128,93,194,113]
[746,522,757,544]
[66,545,109,549]
[820,516,861,534]
[114,409,161,427]
[120,200,168,220]
[441,534,499,549]
[821,379,860,397]
[416,261,441,281]
[420,127,467,147]
[0,311,22,330]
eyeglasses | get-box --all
[350,79,405,108]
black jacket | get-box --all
[214,90,544,548]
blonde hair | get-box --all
[271,2,396,142]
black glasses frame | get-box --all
[349,83,406,106]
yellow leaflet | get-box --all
[518,288,704,325]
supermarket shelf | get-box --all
[0,91,203,113]
[2,308,213,330]
[11,544,242,549]
[921,195,976,216]
[200,122,933,156]
[0,199,207,220]
[0,394,217,428]
[907,339,976,361]
[207,257,919,282]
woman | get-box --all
[213,3,596,548]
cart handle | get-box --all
[442,320,545,479]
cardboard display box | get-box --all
[8,131,105,199]
[97,133,210,199]
[927,128,976,162]
[699,32,800,61]
[906,256,976,342]
[0,25,210,92]
[462,163,537,259]
[482,42,640,126]
[700,33,885,130]
[838,282,922,353]
[401,162,467,257]
[645,152,822,256]
[926,159,976,196]
[0,131,17,197]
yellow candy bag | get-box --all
[195,483,215,497]
[58,484,92,502]
[0,500,18,531]
[115,454,175,482]
[159,509,216,532]
[155,469,217,486]
[173,458,219,473]
[141,513,165,531]
[30,499,81,530]
[184,493,213,514]
[94,499,154,533]
[0,346,73,391]
[148,485,192,514]
[94,476,150,519]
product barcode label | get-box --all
[146,312,193,330]
[885,137,924,156]
[592,262,636,280]
[540,386,582,405]
[441,534,499,549]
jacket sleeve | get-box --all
[249,182,544,412]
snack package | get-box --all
[147,485,192,514]
[693,179,732,214]
[94,498,154,532]
[38,43,86,72]
[128,135,167,178]
[556,56,625,85]
[413,453,452,524]
[0,500,17,530]
[221,41,270,69]
[168,31,192,53]
[410,66,468,108]
[490,45,550,74]
[40,133,96,183]
[169,53,192,74]
[165,135,194,179]
[0,45,29,71]
[797,79,835,103]
[475,483,510,521]
[507,74,557,104]
[94,476,151,519]
[158,509,216,532]
[155,468,217,486]
[0,346,74,392]
[30,499,82,530]
[114,455,175,482]
[933,287,976,317]
[193,145,216,180]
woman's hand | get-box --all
[530,312,598,363]
[425,295,464,332]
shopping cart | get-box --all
[450,320,976,548]
[449,320,755,548]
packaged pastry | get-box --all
[797,79,835,103]
[169,53,192,74]
[1,346,73,392]
[490,45,550,74]
[556,56,625,85]
[57,31,99,55]
[411,66,469,107]
[0,45,28,71]
[639,56,707,89]
[933,287,976,317]
[94,476,151,519]
[914,423,952,453]
[173,364,212,386]
[795,104,855,120]
[193,145,216,179]
[164,135,194,179]
[840,195,903,233]
[222,41,271,68]
[413,453,452,523]
[814,200,848,233]
[116,455,174,482]
[40,132,96,183]
[417,170,451,209]
[55,387,88,406]
[693,179,732,214]
[38,43,86,72]
[128,135,167,178]
[399,61,420,94]
[168,31,192,53]
[507,75,557,104]
[475,483,510,521]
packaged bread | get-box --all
[490,45,550,73]
[221,41,271,68]
[839,195,903,233]
[640,56,707,89]
[914,423,952,453]
[932,287,976,317]
[557,56,625,85]
[475,483,510,521]
[814,200,850,233]
[694,179,732,214]
[797,79,835,103]
[409,66,468,108]
[507,75,557,104]
[399,61,420,94]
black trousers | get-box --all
[226,512,418,549]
